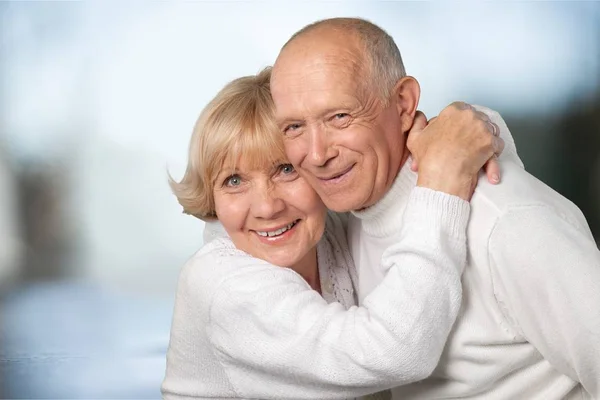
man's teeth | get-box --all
[256,221,297,237]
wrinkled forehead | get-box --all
[273,50,362,90]
[271,70,365,125]
[272,45,367,122]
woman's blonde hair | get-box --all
[169,67,286,221]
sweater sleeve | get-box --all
[206,187,469,399]
[489,204,600,397]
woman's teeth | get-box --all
[256,221,297,237]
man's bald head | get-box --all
[277,17,406,103]
[269,18,421,212]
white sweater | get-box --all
[162,188,470,399]
[349,110,600,399]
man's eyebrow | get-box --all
[275,101,358,126]
[318,106,353,118]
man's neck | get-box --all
[355,146,411,212]
[350,150,418,237]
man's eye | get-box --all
[334,113,349,119]
[224,174,242,187]
[284,123,301,133]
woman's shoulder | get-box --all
[183,237,266,282]
[194,236,245,261]
[178,237,307,301]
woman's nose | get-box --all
[249,184,286,220]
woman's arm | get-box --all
[195,187,469,399]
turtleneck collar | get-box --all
[351,158,417,237]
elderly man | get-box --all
[270,17,599,399]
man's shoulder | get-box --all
[465,106,586,234]
[473,161,580,215]
[472,105,524,168]
[469,161,588,246]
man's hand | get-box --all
[407,102,505,200]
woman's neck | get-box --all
[290,246,320,294]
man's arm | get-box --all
[489,204,600,397]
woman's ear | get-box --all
[392,76,421,133]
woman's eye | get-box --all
[277,164,297,180]
[224,174,242,187]
[279,164,295,175]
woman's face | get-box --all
[213,159,327,268]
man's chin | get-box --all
[321,194,366,213]
[308,175,370,212]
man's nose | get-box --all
[306,125,335,167]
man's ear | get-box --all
[392,76,421,133]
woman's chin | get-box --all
[264,253,300,268]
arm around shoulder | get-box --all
[205,187,470,399]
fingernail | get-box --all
[491,174,500,183]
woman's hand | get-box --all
[407,102,505,200]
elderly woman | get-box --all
[162,68,501,399]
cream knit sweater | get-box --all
[349,108,600,399]
[162,188,470,399]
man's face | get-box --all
[271,41,406,212]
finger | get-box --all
[452,101,473,111]
[475,110,491,123]
[412,111,428,131]
[490,121,500,137]
[484,156,501,184]
[407,111,428,151]
[493,136,505,156]
[484,120,499,137]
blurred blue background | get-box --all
[1,1,599,398]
